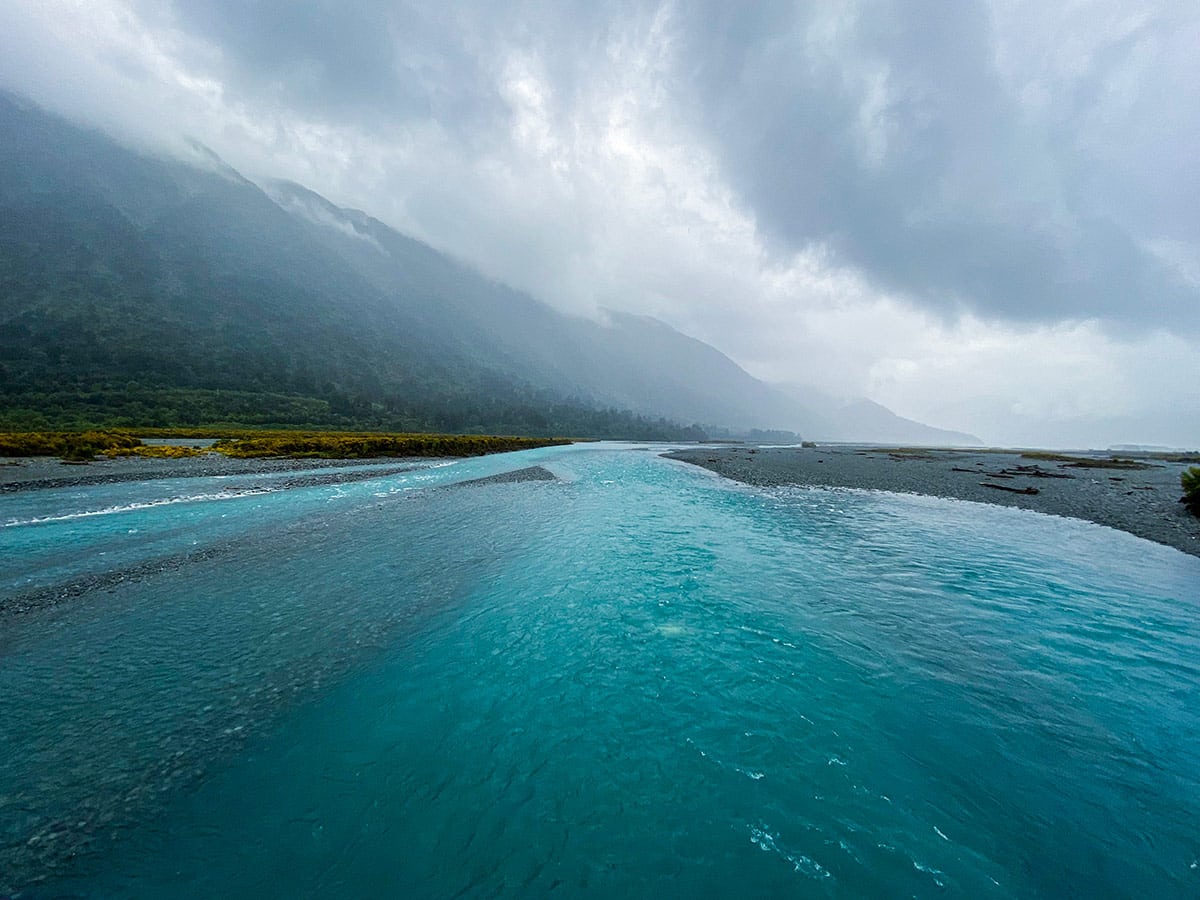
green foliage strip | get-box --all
[1183,466,1200,515]
[0,430,570,461]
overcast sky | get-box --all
[2,0,1197,447]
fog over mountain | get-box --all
[0,1,1196,447]
[1,93,978,442]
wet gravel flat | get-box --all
[667,445,1200,558]
[0,455,444,621]
[0,454,431,493]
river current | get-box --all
[1,443,1198,897]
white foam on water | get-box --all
[913,859,947,887]
[3,489,274,527]
[749,824,832,880]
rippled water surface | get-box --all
[2,444,1198,898]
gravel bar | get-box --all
[666,445,1200,558]
[0,454,434,492]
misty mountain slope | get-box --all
[779,391,982,445]
[263,181,980,441]
[0,97,467,400]
[263,180,589,393]
[0,95,627,432]
[264,180,814,430]
[0,92,975,441]
[833,398,980,446]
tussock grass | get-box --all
[105,445,206,459]
[213,432,570,459]
[1020,452,1156,470]
[0,429,570,461]
[0,431,140,461]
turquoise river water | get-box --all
[1,443,1198,897]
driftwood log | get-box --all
[1008,466,1073,479]
[980,482,1040,495]
[953,465,1073,480]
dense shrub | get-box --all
[1020,452,1154,470]
[0,429,571,461]
[1183,466,1200,515]
[213,432,570,459]
[0,431,140,460]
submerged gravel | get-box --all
[0,454,431,492]
[667,445,1200,558]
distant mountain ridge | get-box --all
[259,178,813,431]
[261,179,979,443]
[0,92,978,443]
[770,387,981,446]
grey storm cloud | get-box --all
[146,0,633,142]
[142,0,505,134]
[669,0,1196,325]
[137,0,1198,331]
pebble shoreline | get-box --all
[1,453,422,491]
[5,448,1197,558]
[666,445,1200,558]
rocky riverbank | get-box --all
[0,454,423,493]
[666,445,1200,558]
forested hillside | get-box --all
[0,94,706,438]
[0,93,976,444]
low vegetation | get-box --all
[0,430,141,461]
[1019,452,1156,470]
[856,447,941,456]
[106,444,207,459]
[213,432,570,459]
[0,429,571,462]
[0,387,707,443]
[1183,467,1200,515]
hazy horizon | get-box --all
[2,1,1196,448]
